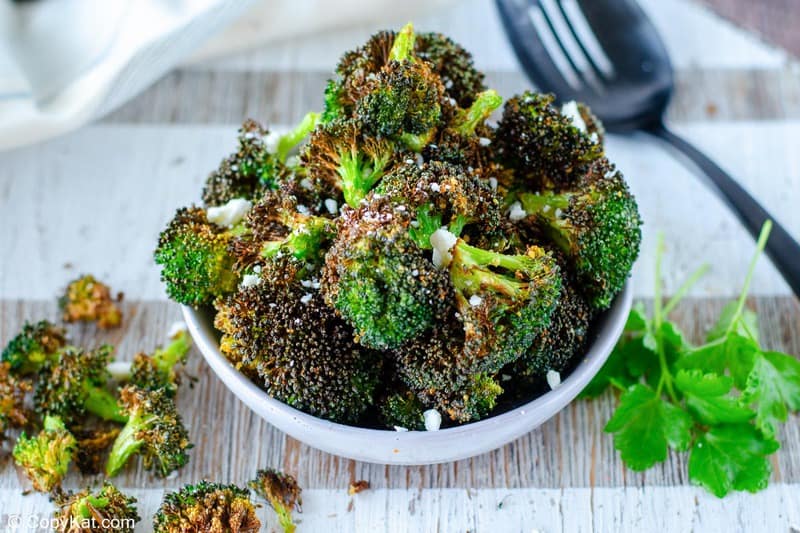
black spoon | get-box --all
[496,0,800,298]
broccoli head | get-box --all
[13,415,76,492]
[415,31,486,108]
[127,328,193,395]
[2,320,66,376]
[54,482,139,533]
[154,205,242,307]
[35,345,126,424]
[495,92,604,189]
[216,255,380,423]
[105,385,192,478]
[378,386,426,430]
[249,468,302,533]
[154,481,260,533]
[0,361,31,438]
[60,275,122,329]
[201,119,283,207]
[321,196,453,350]
[517,158,642,309]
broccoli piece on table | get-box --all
[126,328,192,395]
[154,204,243,307]
[72,425,121,475]
[54,482,139,533]
[249,468,302,533]
[517,158,642,309]
[105,385,191,478]
[495,92,604,189]
[321,196,453,350]
[35,345,126,424]
[0,361,31,438]
[2,320,66,376]
[60,275,122,329]
[216,255,379,423]
[13,415,76,492]
[154,480,260,533]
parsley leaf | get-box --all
[674,370,753,425]
[605,384,692,470]
[688,424,778,497]
[740,351,800,438]
[677,333,758,389]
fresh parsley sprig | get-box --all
[582,220,800,497]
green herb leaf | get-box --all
[740,351,800,438]
[605,384,692,470]
[677,333,758,389]
[706,301,759,345]
[674,369,753,425]
[688,424,778,498]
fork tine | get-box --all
[524,1,584,90]
[558,0,616,78]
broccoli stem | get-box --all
[105,413,153,477]
[82,382,127,423]
[276,112,320,163]
[455,90,502,136]
[399,130,435,152]
[77,495,110,519]
[450,241,532,296]
[276,506,296,533]
[338,152,383,207]
[151,332,191,376]
[389,22,416,62]
[518,191,575,252]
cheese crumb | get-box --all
[264,131,281,154]
[423,409,442,431]
[488,177,498,191]
[207,198,252,228]
[299,178,313,190]
[324,198,338,215]
[546,370,562,390]
[167,321,188,339]
[430,227,457,268]
[394,426,409,432]
[285,155,299,167]
[561,101,587,132]
[429,183,441,192]
[106,361,132,381]
[300,293,313,304]
[507,201,527,222]
[468,295,483,307]
[241,274,261,288]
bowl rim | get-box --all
[183,282,631,463]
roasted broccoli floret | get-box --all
[322,196,453,350]
[415,31,486,108]
[2,320,67,376]
[517,158,642,309]
[495,92,604,189]
[54,482,139,533]
[60,275,122,329]
[73,425,121,475]
[154,481,260,533]
[105,386,191,478]
[35,345,126,424]
[154,205,243,307]
[108,328,192,396]
[216,255,379,423]
[13,415,76,492]
[249,468,302,533]
[378,387,426,430]
[0,361,31,438]
[302,118,399,207]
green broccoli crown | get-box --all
[13,415,76,492]
[0,361,31,437]
[105,385,192,478]
[495,92,604,189]
[414,31,486,108]
[55,482,139,533]
[302,118,399,207]
[1,320,67,376]
[518,159,642,309]
[129,329,192,395]
[216,255,380,423]
[202,119,283,207]
[34,345,125,424]
[154,206,241,307]
[249,468,301,533]
[321,197,453,350]
[378,388,426,430]
[154,480,260,533]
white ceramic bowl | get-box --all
[183,283,631,465]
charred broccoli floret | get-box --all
[60,275,122,329]
[13,415,76,492]
[35,345,126,424]
[216,255,379,423]
[322,197,453,350]
[154,481,260,533]
[0,361,31,438]
[73,425,121,475]
[2,320,67,376]
[54,482,139,533]
[109,328,192,396]
[105,386,191,478]
[517,158,642,309]
[495,92,604,189]
[154,205,243,307]
[249,468,301,533]
[415,31,486,108]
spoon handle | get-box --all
[647,122,800,299]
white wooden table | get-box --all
[1,0,799,531]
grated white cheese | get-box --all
[167,321,188,339]
[299,178,313,190]
[423,409,442,431]
[469,294,483,307]
[241,274,261,288]
[590,132,600,144]
[488,177,498,191]
[264,131,281,154]
[430,227,457,269]
[561,101,587,132]
[300,293,313,304]
[507,201,527,222]
[429,182,441,192]
[285,155,299,167]
[394,426,409,432]
[106,361,132,381]
[207,198,252,228]
[478,137,491,146]
[546,370,562,390]
[324,198,338,215]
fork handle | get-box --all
[647,122,800,298]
